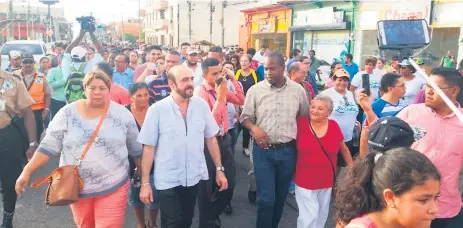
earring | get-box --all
[390,205,395,208]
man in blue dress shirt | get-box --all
[112,54,135,90]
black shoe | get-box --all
[248,190,257,204]
[214,216,221,228]
[1,211,13,228]
[224,203,233,215]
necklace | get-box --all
[242,76,247,82]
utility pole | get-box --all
[187,0,191,41]
[221,0,225,47]
[8,0,13,40]
[26,0,30,39]
[209,0,214,43]
[121,12,124,41]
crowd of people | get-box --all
[0,25,462,228]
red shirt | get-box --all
[295,118,343,190]
[109,83,131,105]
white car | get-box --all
[0,40,48,69]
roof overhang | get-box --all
[240,4,289,14]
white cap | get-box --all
[9,50,21,59]
[71,46,87,59]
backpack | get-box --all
[64,63,87,103]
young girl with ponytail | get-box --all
[335,147,441,228]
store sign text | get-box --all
[383,7,430,21]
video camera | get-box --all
[76,16,96,33]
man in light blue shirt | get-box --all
[138,65,228,228]
[112,54,134,90]
[62,28,104,81]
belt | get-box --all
[267,140,296,149]
[216,132,229,141]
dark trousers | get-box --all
[33,109,44,142]
[228,127,239,155]
[198,134,236,228]
[253,141,297,228]
[431,208,463,228]
[0,124,26,214]
[50,99,66,118]
[237,124,251,150]
[158,185,198,228]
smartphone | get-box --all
[377,19,430,49]
[215,77,224,86]
[362,74,371,96]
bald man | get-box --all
[138,65,228,228]
[288,62,315,101]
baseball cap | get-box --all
[398,59,411,66]
[71,46,87,59]
[187,47,198,55]
[415,58,424,65]
[333,69,350,79]
[20,53,34,62]
[9,50,21,59]
[368,117,415,151]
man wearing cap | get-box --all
[184,47,203,88]
[6,51,22,73]
[62,27,104,81]
[13,53,51,142]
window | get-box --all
[160,10,165,19]
[1,43,44,55]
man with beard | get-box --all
[138,65,228,228]
[195,58,244,227]
[184,48,203,88]
[146,51,181,104]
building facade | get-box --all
[0,3,70,42]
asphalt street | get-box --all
[2,135,336,228]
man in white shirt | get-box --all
[184,48,203,88]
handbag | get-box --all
[30,104,109,206]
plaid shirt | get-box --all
[239,77,309,144]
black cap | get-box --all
[368,117,415,151]
[20,53,34,62]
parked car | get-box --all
[0,40,47,69]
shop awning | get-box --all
[240,4,288,14]
[289,22,350,32]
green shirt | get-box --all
[442,56,455,68]
[46,67,66,102]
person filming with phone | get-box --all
[350,57,384,121]
[194,58,244,227]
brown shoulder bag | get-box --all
[30,104,109,206]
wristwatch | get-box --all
[29,141,38,147]
[216,166,225,172]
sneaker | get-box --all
[248,190,257,204]
[1,212,13,228]
[224,203,233,215]
[243,148,250,157]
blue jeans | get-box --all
[228,127,239,155]
[252,141,297,228]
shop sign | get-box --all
[257,17,276,33]
[358,1,431,30]
[294,7,344,26]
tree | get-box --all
[124,33,136,44]
[140,31,145,41]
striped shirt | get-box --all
[147,72,171,104]
[371,98,408,118]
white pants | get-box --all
[295,185,332,228]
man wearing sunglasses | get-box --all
[13,53,51,142]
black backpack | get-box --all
[64,63,87,103]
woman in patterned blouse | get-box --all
[15,70,143,228]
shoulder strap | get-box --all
[77,62,87,73]
[235,69,241,80]
[77,102,109,165]
[251,70,258,83]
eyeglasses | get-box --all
[393,83,406,88]
[425,84,454,91]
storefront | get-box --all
[240,5,291,57]
[355,0,434,65]
[430,0,463,68]
[290,5,352,64]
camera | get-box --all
[76,16,96,33]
